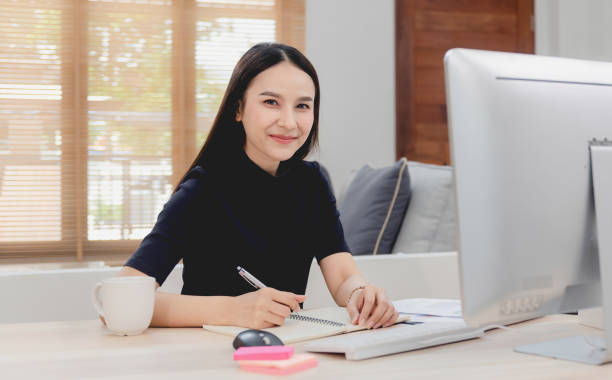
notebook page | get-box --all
[279,307,410,338]
[203,306,351,344]
[203,306,411,343]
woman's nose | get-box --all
[279,107,297,128]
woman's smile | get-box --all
[270,134,298,144]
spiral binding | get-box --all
[288,313,345,327]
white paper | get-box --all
[393,298,462,318]
[407,315,466,326]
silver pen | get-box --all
[236,266,267,289]
[236,266,301,313]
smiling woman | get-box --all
[237,62,315,175]
[117,43,399,331]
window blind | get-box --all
[0,0,304,262]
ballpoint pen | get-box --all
[236,266,301,313]
[236,266,267,289]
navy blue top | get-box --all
[125,148,349,297]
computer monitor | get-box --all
[444,48,612,364]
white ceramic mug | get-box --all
[92,276,156,336]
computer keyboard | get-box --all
[303,319,484,360]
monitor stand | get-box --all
[514,140,612,365]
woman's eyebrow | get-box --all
[258,91,313,102]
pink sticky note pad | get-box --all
[233,345,294,361]
[239,354,318,376]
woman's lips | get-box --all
[270,135,297,144]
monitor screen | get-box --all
[444,49,612,329]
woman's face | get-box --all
[236,61,315,175]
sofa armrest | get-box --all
[303,252,460,309]
[0,267,121,323]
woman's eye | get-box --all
[264,99,278,106]
[297,103,310,109]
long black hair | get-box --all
[175,42,320,191]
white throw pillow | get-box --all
[392,161,457,253]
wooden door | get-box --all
[396,0,534,164]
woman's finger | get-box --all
[268,300,292,320]
[348,289,366,324]
[366,293,390,329]
[375,304,396,329]
[365,289,389,328]
[272,290,303,312]
[264,310,287,326]
[383,310,400,328]
[357,288,376,326]
[346,300,360,324]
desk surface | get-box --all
[2,315,611,379]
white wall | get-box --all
[305,0,395,191]
[536,0,612,62]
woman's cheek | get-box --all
[297,114,314,131]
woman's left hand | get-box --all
[346,285,399,329]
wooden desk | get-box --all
[2,315,612,379]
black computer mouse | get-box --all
[232,329,284,349]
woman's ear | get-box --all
[235,100,243,122]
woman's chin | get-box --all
[269,148,298,162]
[277,154,296,162]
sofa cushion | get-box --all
[392,161,456,253]
[339,158,410,255]
[336,168,358,209]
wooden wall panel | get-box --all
[414,48,446,69]
[414,0,517,13]
[413,32,519,54]
[396,0,534,165]
[414,11,517,34]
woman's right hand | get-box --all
[230,287,306,329]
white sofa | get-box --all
[0,252,460,324]
[303,252,459,309]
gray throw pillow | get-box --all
[339,158,411,255]
[392,161,457,253]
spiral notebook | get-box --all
[202,306,411,344]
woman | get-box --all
[119,42,399,330]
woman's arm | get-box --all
[309,163,397,327]
[318,252,365,306]
[117,266,304,328]
[319,253,399,329]
[118,266,233,327]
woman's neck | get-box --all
[243,145,280,176]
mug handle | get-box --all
[91,282,105,318]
